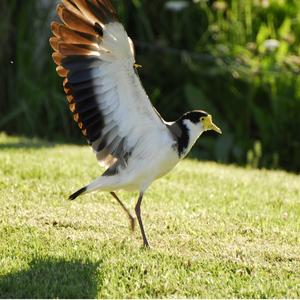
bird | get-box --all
[49,0,222,247]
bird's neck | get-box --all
[168,118,203,158]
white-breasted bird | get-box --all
[50,0,222,247]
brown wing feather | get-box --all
[75,0,115,25]
[72,0,102,25]
[56,66,69,77]
[97,0,118,17]
[63,78,71,94]
[51,22,99,45]
[52,52,64,65]
[62,0,83,16]
[49,37,59,51]
[57,4,96,35]
[58,43,99,56]
[50,0,118,140]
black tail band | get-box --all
[69,187,87,200]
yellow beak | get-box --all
[203,115,222,134]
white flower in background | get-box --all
[264,39,280,51]
[262,0,270,8]
[212,1,228,12]
[165,1,189,12]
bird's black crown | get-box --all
[180,110,209,124]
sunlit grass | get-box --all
[0,133,299,298]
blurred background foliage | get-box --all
[1,0,300,172]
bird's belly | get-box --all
[152,152,179,179]
[121,147,179,191]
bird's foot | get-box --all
[142,239,150,249]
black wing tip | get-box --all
[69,187,87,200]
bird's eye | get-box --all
[200,117,205,121]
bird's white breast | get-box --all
[118,129,179,191]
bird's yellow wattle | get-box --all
[203,115,222,134]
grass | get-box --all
[0,132,299,298]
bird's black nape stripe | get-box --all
[69,187,87,200]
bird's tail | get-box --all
[69,176,117,200]
[69,187,87,200]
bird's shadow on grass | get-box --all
[0,257,101,298]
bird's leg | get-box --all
[110,192,135,232]
[135,192,149,248]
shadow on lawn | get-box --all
[0,142,56,150]
[0,133,80,150]
[0,135,57,150]
[0,257,100,298]
[0,138,84,150]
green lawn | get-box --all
[0,132,299,298]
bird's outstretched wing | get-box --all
[50,0,165,167]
